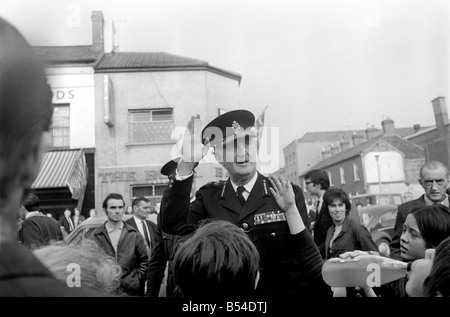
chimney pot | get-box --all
[91,11,104,51]
[381,118,395,136]
[431,96,449,129]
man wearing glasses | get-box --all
[304,169,333,258]
[390,160,450,260]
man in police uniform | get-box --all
[160,110,331,298]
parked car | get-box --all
[357,204,398,257]
[65,214,132,245]
[350,193,403,210]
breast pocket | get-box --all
[252,222,291,263]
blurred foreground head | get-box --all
[173,219,260,298]
[0,17,53,241]
[34,239,123,294]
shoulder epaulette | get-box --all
[198,181,224,191]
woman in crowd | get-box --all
[322,188,378,296]
[344,204,450,297]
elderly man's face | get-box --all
[214,135,257,182]
[419,166,449,203]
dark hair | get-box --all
[323,188,351,215]
[424,236,450,297]
[132,196,150,208]
[411,205,450,249]
[304,169,330,191]
[102,193,125,209]
[0,18,53,200]
[23,193,40,212]
[173,219,260,297]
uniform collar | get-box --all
[230,172,258,193]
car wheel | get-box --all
[377,239,390,256]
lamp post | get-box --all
[375,154,382,193]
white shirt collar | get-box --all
[230,172,258,194]
[424,195,450,207]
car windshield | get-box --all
[360,213,372,227]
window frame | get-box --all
[127,108,175,145]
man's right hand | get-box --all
[178,115,210,176]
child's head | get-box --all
[173,219,260,297]
[401,205,450,261]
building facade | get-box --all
[405,96,450,169]
[31,11,105,218]
[93,52,241,212]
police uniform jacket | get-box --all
[161,171,332,298]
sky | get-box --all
[1,0,449,172]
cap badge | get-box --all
[231,121,242,133]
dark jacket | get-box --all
[59,216,73,234]
[125,216,158,256]
[145,212,181,297]
[18,213,63,249]
[0,242,108,297]
[312,201,334,259]
[93,221,149,296]
[325,217,378,259]
[160,172,331,298]
[389,195,427,260]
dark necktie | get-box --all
[141,220,151,247]
[237,186,246,206]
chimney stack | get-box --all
[91,11,104,51]
[366,126,378,140]
[330,144,340,156]
[352,133,365,146]
[381,118,395,136]
[322,148,332,160]
[340,139,351,152]
[431,96,449,129]
[413,124,421,133]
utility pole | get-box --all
[375,154,382,193]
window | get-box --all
[131,184,167,198]
[340,167,346,184]
[353,163,360,181]
[215,167,223,178]
[328,171,334,186]
[51,104,70,148]
[128,108,174,144]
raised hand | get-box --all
[269,175,305,235]
[269,175,295,212]
[178,115,210,176]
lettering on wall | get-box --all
[52,89,75,103]
[98,169,165,183]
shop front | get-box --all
[31,149,88,220]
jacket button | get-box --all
[271,232,276,236]
[241,223,249,230]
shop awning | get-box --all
[32,149,88,200]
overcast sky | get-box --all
[1,0,449,171]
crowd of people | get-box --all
[1,15,450,300]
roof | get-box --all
[32,149,88,200]
[298,126,432,143]
[381,136,425,159]
[94,52,242,82]
[301,135,425,175]
[33,46,103,65]
[404,126,437,139]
